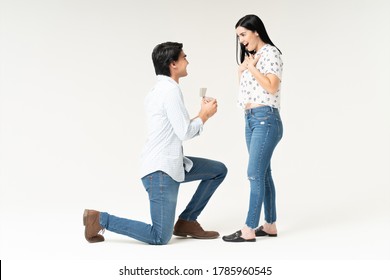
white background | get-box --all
[1,0,389,278]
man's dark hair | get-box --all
[152,42,183,76]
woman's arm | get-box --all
[246,55,280,94]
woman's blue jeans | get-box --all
[244,106,283,229]
[99,157,227,245]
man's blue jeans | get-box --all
[99,157,227,245]
[244,106,283,229]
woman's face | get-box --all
[236,26,260,52]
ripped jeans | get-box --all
[244,106,283,229]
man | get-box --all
[83,42,227,245]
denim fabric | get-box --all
[99,157,227,245]
[244,106,283,229]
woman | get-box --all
[223,14,283,242]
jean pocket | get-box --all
[251,114,270,122]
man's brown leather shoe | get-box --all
[173,219,219,239]
[83,209,105,243]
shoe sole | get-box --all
[83,209,105,243]
[83,209,88,226]
[255,233,278,237]
[222,237,256,242]
[173,232,219,239]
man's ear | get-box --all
[169,62,177,74]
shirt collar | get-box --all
[157,75,179,86]
[256,44,269,55]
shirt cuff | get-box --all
[193,117,204,135]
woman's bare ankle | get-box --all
[241,225,256,239]
[262,223,277,234]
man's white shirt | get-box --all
[140,75,203,182]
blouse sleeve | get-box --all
[262,47,283,81]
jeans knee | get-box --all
[215,162,228,179]
[247,174,259,181]
[152,231,172,245]
[153,239,169,245]
[161,232,172,245]
[221,163,228,177]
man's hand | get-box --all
[198,98,217,123]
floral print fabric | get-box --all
[238,44,283,109]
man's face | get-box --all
[174,51,189,78]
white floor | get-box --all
[2,204,389,261]
[1,183,389,279]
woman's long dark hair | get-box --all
[235,14,282,64]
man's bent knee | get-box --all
[217,162,228,177]
[150,231,172,245]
